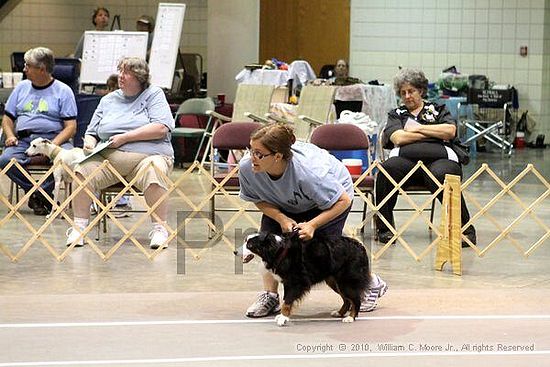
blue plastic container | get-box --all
[329,133,378,173]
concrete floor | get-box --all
[1,147,549,366]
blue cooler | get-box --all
[329,133,377,173]
[331,150,369,173]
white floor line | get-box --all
[1,314,550,329]
[1,350,550,366]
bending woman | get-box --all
[239,123,388,317]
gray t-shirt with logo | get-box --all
[239,141,354,213]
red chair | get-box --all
[310,123,374,232]
[209,122,262,228]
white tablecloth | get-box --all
[235,61,317,87]
[335,84,397,131]
[235,69,289,86]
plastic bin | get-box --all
[331,150,369,173]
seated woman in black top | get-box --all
[375,68,476,247]
[328,59,362,86]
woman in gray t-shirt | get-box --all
[66,57,175,251]
[239,123,387,318]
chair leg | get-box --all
[361,200,367,235]
[200,133,213,169]
[9,181,15,205]
[102,192,107,234]
[209,189,215,239]
[428,199,436,232]
[194,117,214,163]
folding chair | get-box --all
[377,133,437,232]
[266,85,337,141]
[458,88,515,155]
[95,183,146,240]
[170,97,215,167]
[10,52,25,73]
[53,58,81,95]
[196,84,275,167]
[209,122,262,226]
[75,93,102,148]
[8,156,54,204]
[310,123,374,233]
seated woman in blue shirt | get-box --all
[0,47,77,215]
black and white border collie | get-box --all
[239,231,370,326]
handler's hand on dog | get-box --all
[296,222,315,241]
[280,217,298,233]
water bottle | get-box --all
[213,148,220,172]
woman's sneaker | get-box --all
[149,227,169,249]
[65,227,84,247]
[360,274,388,312]
[245,292,281,318]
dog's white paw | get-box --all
[342,316,355,323]
[275,314,289,327]
[330,310,344,318]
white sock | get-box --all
[268,291,279,298]
[74,217,89,230]
[369,273,381,288]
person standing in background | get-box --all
[73,7,110,59]
[136,15,155,61]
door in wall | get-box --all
[259,0,350,76]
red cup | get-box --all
[342,158,362,175]
[514,137,525,149]
[217,93,225,105]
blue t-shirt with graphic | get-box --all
[5,79,77,134]
[239,141,354,213]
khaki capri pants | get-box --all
[75,149,174,192]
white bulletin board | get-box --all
[149,3,186,89]
[80,31,148,84]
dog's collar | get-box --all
[49,145,62,160]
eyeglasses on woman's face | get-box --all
[247,148,274,160]
[23,62,40,70]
